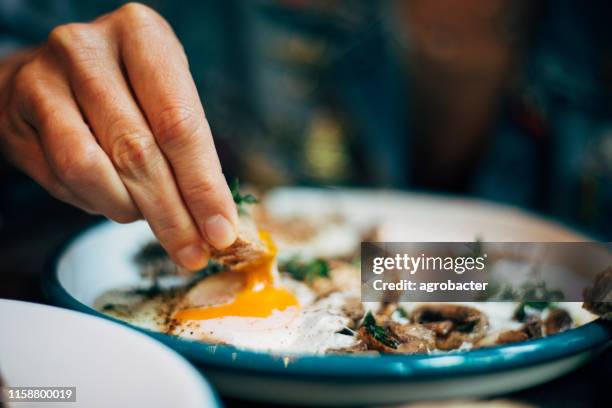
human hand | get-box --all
[0,3,237,270]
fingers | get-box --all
[45,22,209,270]
[2,64,93,211]
[16,57,140,223]
[116,4,238,249]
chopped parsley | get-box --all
[281,257,330,283]
[362,311,398,349]
[230,179,258,213]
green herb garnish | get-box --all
[362,311,398,349]
[512,281,563,321]
[230,179,258,213]
[281,257,330,283]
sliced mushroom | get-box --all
[522,317,543,338]
[412,304,488,350]
[341,296,365,329]
[583,266,612,320]
[357,326,397,353]
[495,317,543,345]
[422,320,454,337]
[497,330,529,344]
[544,308,573,335]
[388,322,436,354]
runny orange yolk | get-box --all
[174,231,299,320]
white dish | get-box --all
[0,299,218,408]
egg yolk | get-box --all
[174,231,299,320]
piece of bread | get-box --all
[208,214,272,271]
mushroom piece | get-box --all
[544,308,573,335]
[495,316,543,345]
[412,305,489,350]
[583,266,612,320]
[387,322,437,354]
[357,312,436,354]
[341,296,365,329]
[357,323,436,354]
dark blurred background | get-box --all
[0,2,611,407]
[1,0,611,243]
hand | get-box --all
[0,3,237,270]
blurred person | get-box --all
[0,0,610,269]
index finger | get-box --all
[115,6,237,250]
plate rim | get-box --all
[42,191,612,381]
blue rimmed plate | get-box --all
[42,188,611,405]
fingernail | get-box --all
[177,244,207,270]
[204,214,237,249]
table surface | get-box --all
[0,201,610,408]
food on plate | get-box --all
[95,188,600,355]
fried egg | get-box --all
[96,230,358,353]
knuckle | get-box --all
[53,142,99,185]
[181,177,217,208]
[110,129,159,178]
[118,2,160,24]
[115,3,173,40]
[154,214,194,246]
[12,62,57,124]
[48,23,104,65]
[48,23,91,49]
[154,103,202,148]
[13,62,39,96]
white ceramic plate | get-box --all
[0,299,219,408]
[43,188,611,406]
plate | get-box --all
[0,299,219,408]
[42,188,612,405]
